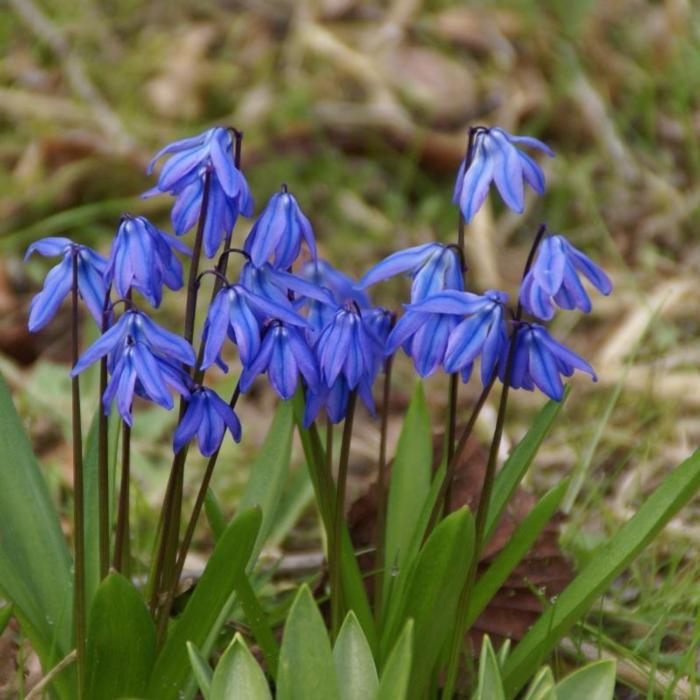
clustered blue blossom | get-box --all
[25,123,612,457]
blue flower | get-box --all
[244,187,317,269]
[146,127,248,201]
[102,339,191,425]
[201,284,309,370]
[143,127,254,258]
[385,306,460,378]
[314,304,383,389]
[104,215,190,307]
[303,375,376,427]
[357,243,464,302]
[408,290,508,384]
[240,262,334,308]
[25,237,107,332]
[503,322,596,401]
[240,321,320,400]
[173,386,242,456]
[72,309,195,375]
[453,127,554,223]
[519,234,613,320]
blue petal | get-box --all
[269,328,298,399]
[240,330,275,392]
[443,313,490,373]
[28,255,73,332]
[201,289,232,370]
[490,129,525,214]
[385,310,427,356]
[198,396,225,456]
[357,243,437,289]
[72,315,130,375]
[209,129,239,197]
[287,326,320,392]
[171,177,203,235]
[564,240,613,295]
[147,132,208,174]
[210,390,242,443]
[531,236,566,296]
[24,237,72,261]
[528,333,564,400]
[506,133,555,157]
[408,290,489,315]
[518,150,546,194]
[132,343,174,409]
[243,288,309,327]
[158,146,208,192]
[173,391,205,454]
[535,326,596,380]
[228,293,262,366]
[137,313,195,366]
[458,140,494,223]
[77,252,108,324]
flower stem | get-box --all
[149,171,212,621]
[440,224,547,699]
[373,350,395,624]
[112,420,131,576]
[330,389,358,640]
[155,381,242,642]
[97,288,111,580]
[70,254,86,699]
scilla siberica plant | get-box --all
[17,121,631,700]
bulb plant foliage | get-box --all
[0,121,697,700]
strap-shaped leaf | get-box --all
[211,634,272,700]
[333,612,378,700]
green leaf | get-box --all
[383,381,432,609]
[0,605,13,636]
[468,482,568,627]
[382,508,475,696]
[147,507,262,700]
[503,447,700,698]
[204,488,226,541]
[85,573,156,700]
[475,637,505,700]
[291,393,376,650]
[267,465,314,549]
[375,620,413,700]
[0,373,74,698]
[522,666,555,700]
[277,585,339,700]
[554,660,616,700]
[210,634,272,700]
[186,642,212,700]
[82,408,119,609]
[239,401,294,559]
[333,612,378,700]
[485,395,566,542]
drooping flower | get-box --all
[314,304,383,389]
[146,127,248,202]
[240,262,334,308]
[173,386,242,456]
[357,243,464,302]
[200,284,309,370]
[303,375,376,427]
[240,321,320,400]
[104,215,190,307]
[244,187,317,269]
[502,322,596,401]
[143,127,254,258]
[73,308,195,373]
[519,234,613,320]
[384,307,460,378]
[408,290,508,384]
[102,339,191,425]
[25,237,107,332]
[453,127,554,223]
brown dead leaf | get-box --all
[347,432,572,652]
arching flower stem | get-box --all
[97,286,111,580]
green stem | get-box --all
[331,390,358,640]
[441,224,547,699]
[97,288,111,580]
[112,420,131,576]
[70,254,86,699]
[373,351,394,624]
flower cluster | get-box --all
[25,123,611,460]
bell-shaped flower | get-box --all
[240,262,334,308]
[201,284,309,370]
[25,237,107,332]
[303,375,376,427]
[519,234,612,320]
[102,338,191,425]
[72,309,195,376]
[244,187,317,269]
[385,307,460,378]
[453,127,554,223]
[146,127,248,201]
[314,304,383,389]
[407,290,508,385]
[503,322,596,401]
[357,243,464,303]
[104,215,190,307]
[240,321,320,400]
[173,386,241,456]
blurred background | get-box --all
[1,0,700,696]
